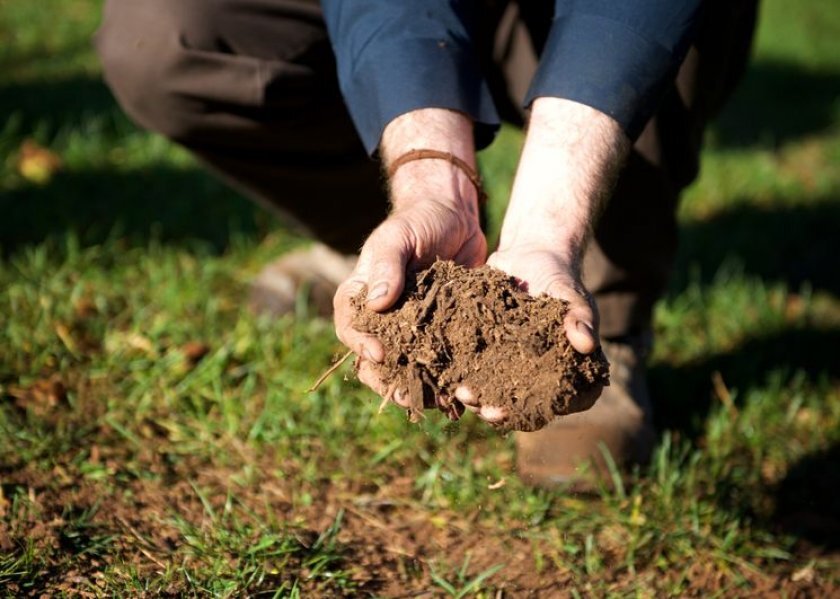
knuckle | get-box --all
[567,297,593,313]
[334,326,349,345]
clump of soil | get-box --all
[352,260,610,432]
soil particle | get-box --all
[352,260,610,432]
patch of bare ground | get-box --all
[2,443,837,597]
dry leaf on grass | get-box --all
[17,139,62,184]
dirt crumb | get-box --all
[353,260,609,432]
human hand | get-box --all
[444,243,601,424]
[333,185,487,375]
[454,98,629,422]
[332,109,489,419]
[487,245,598,353]
[333,108,497,420]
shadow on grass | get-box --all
[0,167,271,255]
[0,75,119,138]
[710,58,840,148]
[0,73,295,254]
[650,326,840,438]
[774,441,840,551]
[656,196,840,432]
[672,194,840,296]
[655,190,840,551]
[657,191,840,434]
[650,327,840,551]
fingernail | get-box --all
[577,321,595,338]
[367,283,388,302]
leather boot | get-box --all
[248,244,357,318]
[515,334,656,489]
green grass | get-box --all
[1,0,839,596]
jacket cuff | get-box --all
[525,13,684,141]
[340,38,500,155]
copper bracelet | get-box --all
[386,149,487,204]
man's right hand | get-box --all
[332,107,491,419]
[332,182,486,398]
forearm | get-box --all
[499,97,630,266]
[381,108,479,213]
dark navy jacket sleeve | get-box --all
[322,1,702,153]
[321,0,500,155]
[527,0,703,140]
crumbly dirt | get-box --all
[352,260,610,432]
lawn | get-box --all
[1,0,839,596]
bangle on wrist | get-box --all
[386,149,487,204]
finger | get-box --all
[453,232,488,268]
[546,281,599,355]
[392,388,411,409]
[357,359,387,395]
[454,386,506,422]
[454,385,478,406]
[564,305,598,355]
[333,279,385,362]
[455,386,480,416]
[362,230,409,313]
[478,405,506,423]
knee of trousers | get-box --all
[95,0,225,142]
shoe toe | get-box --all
[515,337,656,488]
[247,244,357,318]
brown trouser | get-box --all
[95,0,758,339]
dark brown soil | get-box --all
[352,260,610,432]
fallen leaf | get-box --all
[127,333,154,354]
[17,139,62,184]
[182,341,210,364]
[791,564,816,584]
[7,376,68,416]
[105,331,156,356]
[73,297,98,319]
[54,322,79,356]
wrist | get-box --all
[381,108,475,164]
[495,234,585,272]
[381,108,479,216]
[388,157,480,215]
[498,191,589,261]
[499,97,629,258]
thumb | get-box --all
[565,312,598,355]
[362,230,409,312]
